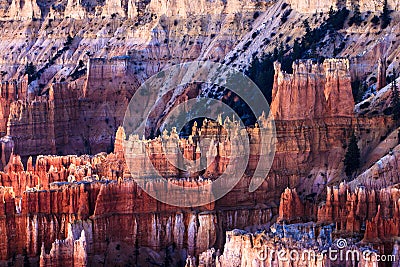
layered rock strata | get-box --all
[191,181,400,267]
[277,184,400,256]
[0,153,276,265]
[0,58,138,165]
[271,59,354,121]
[194,225,392,267]
[0,57,396,265]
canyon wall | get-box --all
[0,0,267,84]
[0,77,381,265]
[0,0,399,266]
[182,59,400,266]
[0,153,276,266]
[288,0,400,13]
[192,179,400,267]
[7,98,57,158]
[0,55,398,266]
[2,57,385,183]
[0,0,396,22]
[275,141,400,241]
[269,59,393,198]
[0,58,138,165]
[0,76,27,134]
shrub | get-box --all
[280,9,292,25]
[371,15,380,25]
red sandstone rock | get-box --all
[271,59,354,121]
[0,53,397,266]
[7,98,56,157]
[0,151,277,264]
[277,188,305,223]
[0,116,398,265]
[278,181,400,249]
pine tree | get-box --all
[24,62,37,83]
[23,247,30,267]
[380,0,391,29]
[349,2,362,26]
[391,76,400,121]
[246,54,275,103]
[293,39,303,60]
[64,35,74,46]
[357,81,368,102]
[134,239,139,265]
[329,6,335,17]
[303,19,311,34]
[164,247,172,267]
[344,132,361,177]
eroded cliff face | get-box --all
[193,181,400,267]
[0,58,139,164]
[0,0,398,143]
[1,55,396,266]
[181,57,400,266]
[194,226,398,267]
[0,151,278,266]
[278,183,400,239]
[0,0,268,82]
[268,59,394,198]
[0,0,398,163]
[0,0,271,163]
[274,139,400,239]
[271,59,354,121]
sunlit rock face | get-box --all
[1,108,398,266]
[271,59,354,121]
[0,0,268,161]
[278,184,400,239]
[0,0,268,82]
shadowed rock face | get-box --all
[0,59,139,164]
